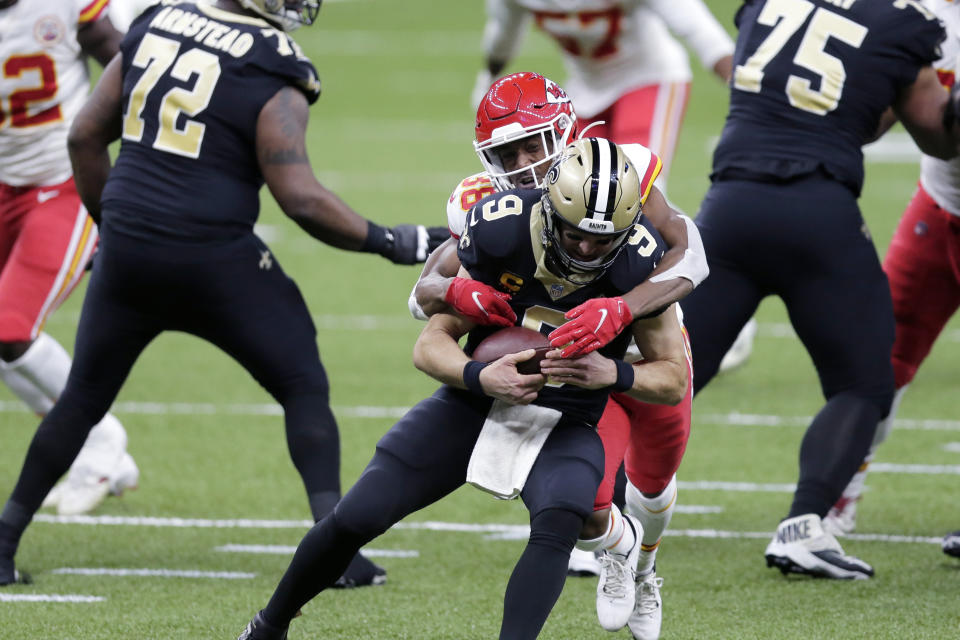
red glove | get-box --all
[444,277,516,327]
[548,296,633,358]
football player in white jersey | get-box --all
[108,0,155,32]
[473,0,759,375]
[412,72,703,640]
[825,0,960,554]
[0,0,138,516]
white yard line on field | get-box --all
[50,568,255,579]
[29,515,943,546]
[4,400,960,433]
[0,594,105,603]
[215,544,419,558]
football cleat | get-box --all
[332,552,386,589]
[567,547,602,577]
[718,317,758,373]
[109,452,140,497]
[596,515,643,631]
[942,531,960,558]
[628,570,664,640]
[823,495,859,537]
[56,414,131,516]
[764,513,873,579]
[238,611,288,640]
[0,553,31,587]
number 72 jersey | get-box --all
[102,1,320,235]
[713,0,945,197]
[0,0,111,186]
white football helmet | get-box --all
[540,138,642,282]
[238,0,320,31]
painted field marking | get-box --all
[50,568,255,579]
[215,544,419,558]
[0,594,104,603]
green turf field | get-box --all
[2,1,959,637]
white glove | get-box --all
[471,69,494,113]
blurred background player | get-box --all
[0,0,139,517]
[0,0,444,587]
[677,0,960,579]
[824,0,960,554]
[412,72,699,639]
[238,137,688,640]
[108,0,156,32]
[471,0,759,375]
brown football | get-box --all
[471,326,552,375]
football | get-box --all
[471,326,552,374]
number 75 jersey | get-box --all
[102,1,320,235]
[0,0,111,186]
[713,0,945,197]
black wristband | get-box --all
[463,360,489,396]
[611,359,635,393]
[361,221,389,255]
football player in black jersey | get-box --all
[236,138,690,640]
[0,0,446,589]
[678,0,960,580]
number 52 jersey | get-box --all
[102,1,321,241]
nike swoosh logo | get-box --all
[471,290,489,317]
[37,190,59,203]
[593,308,608,333]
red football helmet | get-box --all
[474,72,579,191]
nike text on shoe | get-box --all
[237,611,288,640]
[596,514,643,631]
[567,547,602,577]
[764,513,874,579]
[942,531,960,558]
[628,570,663,640]
[332,552,387,589]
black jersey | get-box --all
[101,1,321,242]
[457,188,666,425]
[712,0,945,196]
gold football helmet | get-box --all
[540,138,642,281]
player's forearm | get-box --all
[621,278,693,319]
[285,185,371,250]
[623,359,688,406]
[68,145,111,222]
[413,314,474,388]
[414,272,454,318]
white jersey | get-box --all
[0,0,109,186]
[920,0,960,217]
[482,0,734,117]
[109,0,155,32]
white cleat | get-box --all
[56,414,129,516]
[567,547,602,577]
[718,317,758,373]
[109,452,139,497]
[764,513,873,579]
[629,570,663,640]
[596,515,643,631]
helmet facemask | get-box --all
[475,113,575,191]
[238,0,321,31]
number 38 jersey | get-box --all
[0,0,109,186]
[457,188,665,425]
[101,1,320,241]
[712,0,945,196]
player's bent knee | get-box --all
[529,508,583,554]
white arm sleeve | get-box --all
[648,215,709,287]
[483,0,532,65]
[644,0,735,70]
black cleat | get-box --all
[942,531,960,558]
[0,553,31,586]
[237,611,287,640]
[332,552,386,589]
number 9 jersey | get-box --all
[101,1,321,241]
[0,0,111,187]
[713,0,946,197]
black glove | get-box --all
[381,224,448,265]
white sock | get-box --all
[0,333,71,413]
[842,385,909,502]
[625,475,677,575]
